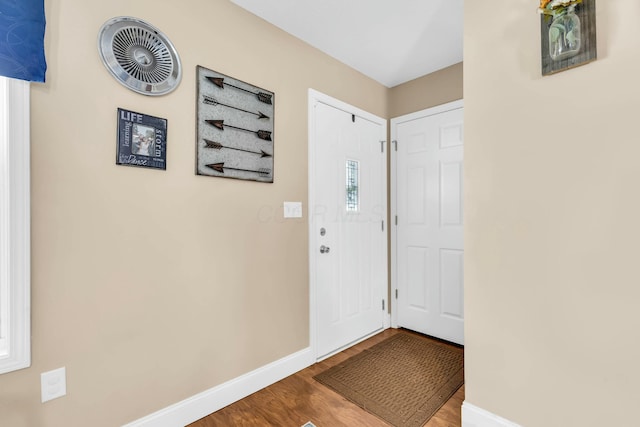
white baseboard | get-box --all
[122,347,314,427]
[462,401,522,427]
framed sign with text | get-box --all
[116,108,167,170]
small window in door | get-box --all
[346,159,359,212]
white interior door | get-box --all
[392,100,464,345]
[309,90,387,360]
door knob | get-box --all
[320,245,330,254]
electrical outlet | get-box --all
[41,367,66,403]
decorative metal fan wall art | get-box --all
[98,17,182,96]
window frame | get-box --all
[345,158,360,212]
[0,76,31,374]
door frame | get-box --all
[308,88,389,361]
[390,99,464,329]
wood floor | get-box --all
[188,328,465,427]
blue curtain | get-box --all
[0,0,46,82]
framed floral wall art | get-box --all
[539,0,597,75]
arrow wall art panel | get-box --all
[196,65,274,182]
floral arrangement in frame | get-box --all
[539,0,597,76]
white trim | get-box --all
[315,327,384,363]
[391,99,464,125]
[308,89,388,361]
[0,77,31,375]
[462,402,522,427]
[122,347,314,427]
[389,99,463,329]
[308,91,319,361]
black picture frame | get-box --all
[116,108,168,170]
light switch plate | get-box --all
[283,201,303,218]
[41,367,66,403]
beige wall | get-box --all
[388,62,463,118]
[465,1,640,426]
[0,0,464,424]
[0,1,388,426]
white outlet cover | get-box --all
[283,201,303,218]
[41,367,66,403]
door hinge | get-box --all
[382,300,385,310]
[381,220,384,231]
[395,289,398,299]
[392,140,398,151]
[380,140,386,153]
[395,215,398,225]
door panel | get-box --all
[440,248,464,319]
[407,246,428,309]
[441,161,463,226]
[394,103,464,345]
[311,98,386,359]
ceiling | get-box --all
[230,0,463,88]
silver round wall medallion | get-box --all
[98,17,182,96]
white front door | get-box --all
[392,100,464,345]
[309,90,387,360]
